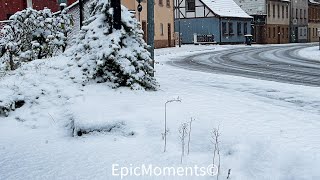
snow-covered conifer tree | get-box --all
[70,0,158,90]
[0,8,73,70]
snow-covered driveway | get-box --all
[169,43,320,86]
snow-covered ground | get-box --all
[298,45,320,61]
[1,44,320,180]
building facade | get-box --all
[308,0,320,42]
[0,0,77,21]
[235,0,290,44]
[266,0,291,44]
[174,0,252,44]
[121,0,175,48]
[290,0,308,42]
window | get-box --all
[296,9,298,19]
[237,22,242,35]
[286,28,289,38]
[273,4,275,18]
[166,0,170,7]
[304,28,307,37]
[222,22,227,34]
[304,9,306,19]
[186,0,195,12]
[268,4,270,17]
[159,0,163,6]
[282,6,284,18]
[229,22,234,35]
[282,28,284,38]
[300,9,302,19]
[278,5,280,18]
[160,23,164,35]
[268,27,271,38]
[286,6,288,18]
[273,27,276,38]
[244,22,247,35]
[313,28,315,37]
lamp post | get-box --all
[111,0,122,30]
[137,0,142,22]
[147,0,155,68]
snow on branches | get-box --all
[69,0,158,90]
[0,8,73,70]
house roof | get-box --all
[309,0,320,4]
[201,0,252,19]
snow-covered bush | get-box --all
[0,8,73,70]
[69,0,157,90]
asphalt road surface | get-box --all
[169,44,320,87]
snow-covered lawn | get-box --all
[298,45,320,61]
[1,44,320,180]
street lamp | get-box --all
[136,0,143,22]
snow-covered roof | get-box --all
[201,0,252,18]
[309,0,320,4]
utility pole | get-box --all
[147,0,155,69]
[79,0,84,28]
[111,0,122,30]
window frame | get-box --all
[186,0,195,12]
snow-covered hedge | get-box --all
[0,8,73,70]
[69,0,158,90]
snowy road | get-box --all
[169,44,320,87]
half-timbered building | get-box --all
[174,0,252,44]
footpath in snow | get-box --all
[0,44,320,180]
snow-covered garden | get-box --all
[0,0,320,180]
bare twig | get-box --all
[179,122,188,164]
[227,169,231,179]
[211,127,221,180]
[48,113,56,124]
[187,117,195,155]
[163,96,181,152]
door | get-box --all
[142,21,147,42]
[168,23,171,47]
